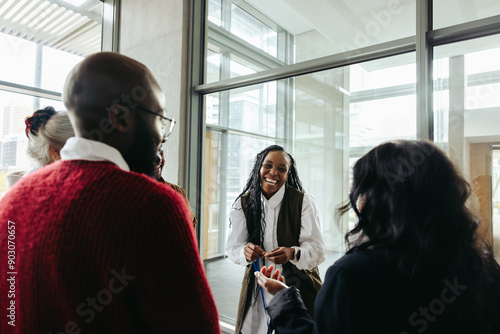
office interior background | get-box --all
[1,0,499,331]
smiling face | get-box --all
[259,150,291,199]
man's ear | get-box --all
[107,104,134,133]
[49,145,61,162]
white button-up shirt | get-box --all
[226,185,326,334]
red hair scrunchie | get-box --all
[25,106,56,138]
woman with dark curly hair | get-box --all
[256,140,500,334]
[226,145,326,334]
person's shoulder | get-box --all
[327,251,376,278]
[285,187,305,204]
[162,180,187,198]
[286,186,304,195]
[58,160,184,206]
[122,171,184,201]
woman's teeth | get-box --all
[265,178,277,185]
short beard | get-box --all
[122,115,160,178]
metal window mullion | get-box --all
[286,31,294,65]
[33,44,43,110]
[221,0,231,31]
[186,0,207,253]
[217,128,229,256]
[259,83,264,135]
[206,124,282,142]
[283,32,294,150]
[351,83,416,103]
[0,80,61,100]
[220,49,231,127]
[416,0,433,140]
[208,24,284,69]
[487,146,494,245]
[195,36,416,95]
[468,70,500,86]
[101,0,119,52]
[428,14,500,46]
[284,77,294,151]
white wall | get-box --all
[119,0,190,184]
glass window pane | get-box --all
[206,92,221,126]
[228,82,279,137]
[434,0,500,29]
[0,91,64,197]
[230,4,278,58]
[206,0,416,83]
[229,57,257,78]
[350,95,417,147]
[0,0,104,198]
[350,55,416,92]
[204,53,417,324]
[0,33,36,87]
[208,0,222,26]
[41,46,83,92]
[292,0,416,62]
[206,49,221,83]
[205,45,267,83]
[203,130,276,322]
[433,34,500,259]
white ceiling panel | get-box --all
[0,0,102,57]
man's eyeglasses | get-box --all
[119,103,176,137]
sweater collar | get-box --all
[60,137,130,172]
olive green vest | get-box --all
[234,187,322,334]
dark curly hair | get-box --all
[336,140,500,329]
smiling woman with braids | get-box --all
[226,145,327,334]
[255,140,500,334]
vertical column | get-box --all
[416,0,433,140]
[338,67,351,255]
[101,0,120,52]
[448,55,465,169]
[119,0,190,185]
[33,44,42,110]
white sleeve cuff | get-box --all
[239,247,252,265]
[290,246,300,264]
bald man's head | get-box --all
[63,52,163,133]
[63,52,167,177]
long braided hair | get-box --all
[233,145,304,303]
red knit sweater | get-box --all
[0,160,219,333]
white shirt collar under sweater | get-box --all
[261,183,286,209]
[60,137,130,172]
